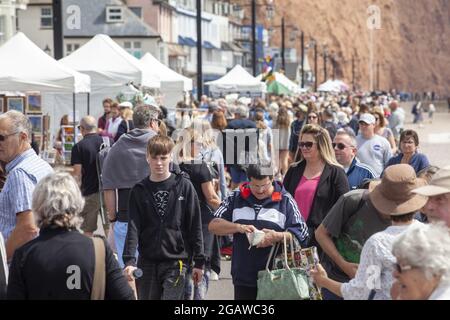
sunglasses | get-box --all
[298,141,316,150]
[308,115,318,119]
[0,131,19,142]
[395,263,413,274]
[332,142,351,150]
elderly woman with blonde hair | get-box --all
[174,128,221,300]
[7,172,134,300]
[192,119,227,200]
[391,222,450,300]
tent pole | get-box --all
[73,93,76,142]
[87,92,90,115]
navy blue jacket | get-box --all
[385,152,430,174]
[347,158,376,190]
[213,181,309,287]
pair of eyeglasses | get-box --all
[298,141,316,150]
[395,263,413,274]
[249,181,272,191]
[332,142,351,150]
[308,115,318,120]
[0,131,19,142]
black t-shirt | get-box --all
[146,174,176,219]
[179,161,212,206]
[71,134,104,196]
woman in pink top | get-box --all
[283,124,349,247]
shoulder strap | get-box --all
[0,233,8,300]
[101,136,111,149]
[91,237,106,300]
[347,190,368,219]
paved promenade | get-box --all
[207,104,450,300]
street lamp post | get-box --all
[323,45,328,82]
[289,27,305,88]
[281,17,285,71]
[196,0,202,101]
[52,0,63,59]
[352,54,356,91]
[376,62,380,90]
[300,30,305,88]
[331,52,337,80]
[313,40,318,92]
[240,1,273,76]
[251,0,257,76]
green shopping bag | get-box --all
[256,234,310,300]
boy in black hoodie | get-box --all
[123,135,204,300]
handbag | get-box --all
[256,234,310,300]
[202,151,219,180]
[91,237,106,300]
[273,237,323,300]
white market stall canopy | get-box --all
[140,53,192,91]
[0,32,90,93]
[206,64,266,96]
[60,34,160,93]
[318,79,350,92]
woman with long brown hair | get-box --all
[211,110,228,131]
[372,110,396,154]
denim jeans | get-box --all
[322,287,343,300]
[136,260,187,300]
[114,221,139,268]
[114,221,128,268]
[184,268,210,300]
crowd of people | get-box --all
[0,89,449,301]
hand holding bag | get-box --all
[256,233,310,300]
[273,236,323,300]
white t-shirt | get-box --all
[356,134,392,178]
[106,116,123,138]
[341,221,422,300]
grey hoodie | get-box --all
[102,128,157,190]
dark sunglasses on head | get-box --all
[0,131,19,142]
[298,141,315,149]
[332,142,351,150]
